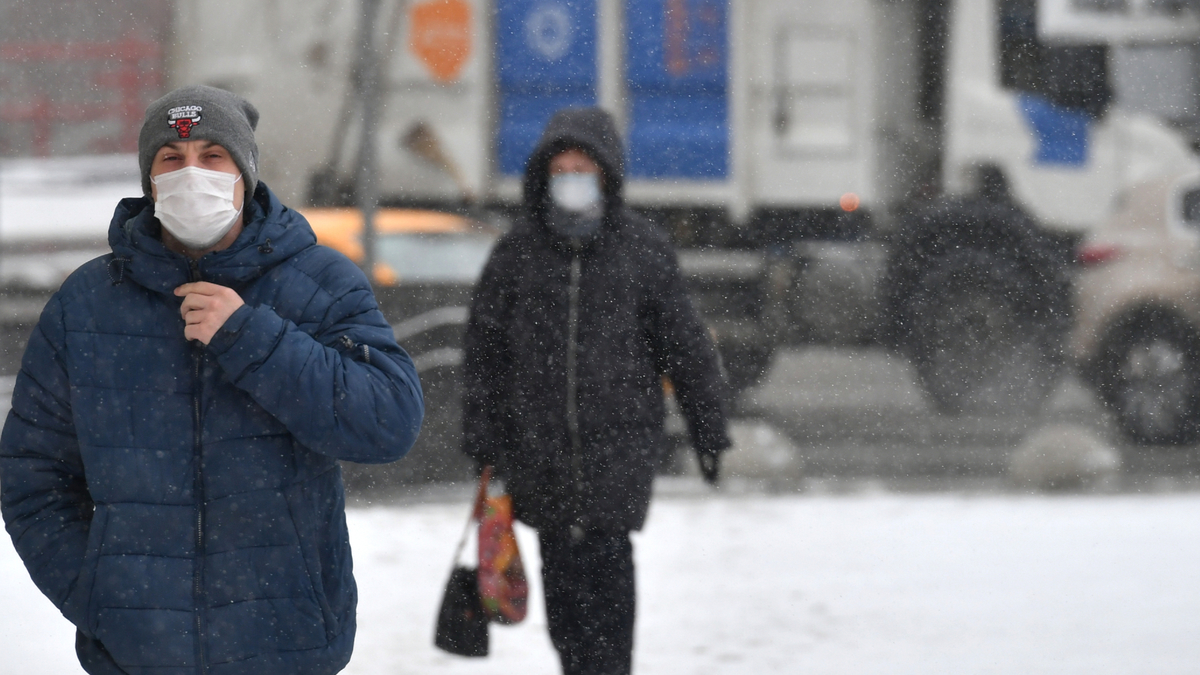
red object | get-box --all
[409,0,473,83]
[473,467,529,625]
[170,117,198,139]
[1076,242,1122,266]
[0,34,162,155]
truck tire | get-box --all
[1094,312,1200,445]
[884,199,1072,415]
[907,250,1063,414]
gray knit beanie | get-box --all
[138,85,260,200]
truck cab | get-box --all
[946,0,1200,232]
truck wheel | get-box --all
[1095,314,1200,445]
[908,251,1063,415]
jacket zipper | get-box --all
[188,260,209,673]
[340,334,371,364]
[566,242,584,537]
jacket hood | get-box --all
[523,107,625,221]
[107,182,317,295]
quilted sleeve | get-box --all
[207,252,424,464]
[0,293,95,631]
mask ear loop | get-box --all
[231,172,246,222]
[224,172,247,235]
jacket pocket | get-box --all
[60,504,108,638]
[284,466,353,641]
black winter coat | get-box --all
[461,109,730,532]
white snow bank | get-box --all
[3,490,1199,674]
[0,155,140,242]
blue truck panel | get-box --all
[625,0,729,179]
[1018,93,1091,167]
[495,0,598,175]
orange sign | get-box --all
[409,0,473,83]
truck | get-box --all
[164,0,1200,415]
[6,0,1200,478]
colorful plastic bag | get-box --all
[434,466,528,658]
[475,484,528,625]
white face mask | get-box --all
[549,172,602,214]
[152,166,243,250]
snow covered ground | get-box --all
[3,483,1200,674]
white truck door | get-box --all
[745,0,879,212]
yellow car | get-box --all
[300,207,499,286]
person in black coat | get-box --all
[461,107,731,674]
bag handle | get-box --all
[450,465,493,566]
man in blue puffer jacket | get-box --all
[0,85,424,675]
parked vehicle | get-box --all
[8,0,1200,419]
[1073,170,1200,445]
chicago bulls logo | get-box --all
[167,105,203,139]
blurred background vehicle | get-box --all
[163,0,1200,414]
[1073,170,1200,446]
[7,0,1200,480]
[0,156,137,372]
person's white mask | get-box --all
[549,173,602,214]
[152,166,243,250]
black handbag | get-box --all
[434,565,489,656]
[434,471,492,657]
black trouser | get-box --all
[538,527,636,675]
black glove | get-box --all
[697,449,721,486]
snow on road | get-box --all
[3,487,1199,674]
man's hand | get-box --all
[174,282,245,345]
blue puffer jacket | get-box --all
[0,184,423,675]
